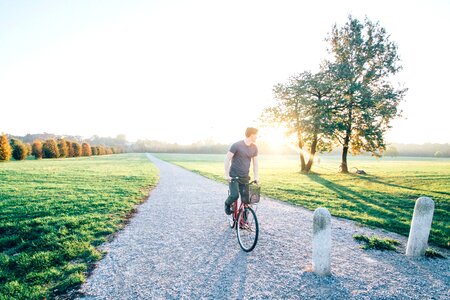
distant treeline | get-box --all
[1,133,449,160]
[0,133,126,161]
[12,133,128,147]
[131,139,229,154]
[131,139,450,157]
[384,143,450,157]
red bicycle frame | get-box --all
[231,198,248,228]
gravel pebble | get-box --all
[76,154,450,299]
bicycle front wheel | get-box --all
[236,206,259,252]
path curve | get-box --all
[78,154,449,299]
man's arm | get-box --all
[252,156,259,183]
[224,151,234,181]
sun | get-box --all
[260,127,289,149]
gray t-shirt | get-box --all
[229,140,258,178]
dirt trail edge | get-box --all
[77,154,449,299]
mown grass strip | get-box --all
[0,153,158,299]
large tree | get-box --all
[263,71,334,173]
[0,133,12,161]
[58,138,68,158]
[43,139,60,158]
[72,142,82,157]
[10,138,28,161]
[66,140,74,157]
[82,142,92,156]
[298,71,335,172]
[326,16,406,173]
[32,140,43,159]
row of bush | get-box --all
[0,133,125,161]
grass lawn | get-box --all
[0,153,158,299]
[155,153,449,249]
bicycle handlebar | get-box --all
[230,177,259,185]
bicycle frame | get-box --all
[231,198,249,228]
[229,177,254,228]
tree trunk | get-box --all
[340,105,353,173]
[300,152,306,172]
[305,134,318,173]
[297,129,306,172]
[340,131,351,173]
[341,142,349,173]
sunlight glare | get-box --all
[259,127,290,149]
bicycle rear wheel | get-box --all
[236,206,259,252]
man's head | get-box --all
[245,127,258,143]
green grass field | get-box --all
[155,153,450,249]
[0,154,158,299]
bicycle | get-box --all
[226,177,260,252]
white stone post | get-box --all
[406,197,435,257]
[313,207,331,275]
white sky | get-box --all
[0,0,449,144]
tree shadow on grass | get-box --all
[348,173,450,197]
[287,172,447,248]
[306,174,412,235]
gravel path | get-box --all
[77,154,449,299]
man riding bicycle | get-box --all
[224,127,259,215]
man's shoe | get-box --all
[225,203,232,215]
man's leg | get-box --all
[225,180,239,215]
[238,181,249,204]
[238,182,250,222]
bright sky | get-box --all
[1,0,449,144]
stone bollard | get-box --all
[313,207,331,275]
[406,197,435,257]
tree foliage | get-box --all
[32,140,43,159]
[10,138,28,161]
[326,16,406,172]
[97,145,105,155]
[0,133,12,161]
[82,142,92,156]
[1,133,127,162]
[263,71,334,172]
[43,139,60,158]
[262,16,405,173]
[91,146,98,156]
[72,142,82,157]
[66,141,74,158]
[58,138,68,158]
[25,143,32,156]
